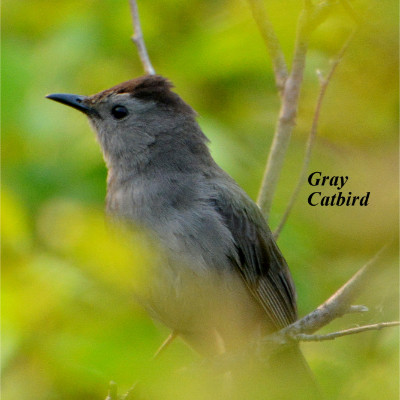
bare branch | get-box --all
[271,243,393,340]
[256,5,311,216]
[247,0,288,94]
[274,29,356,238]
[256,1,336,217]
[129,0,156,75]
[293,322,400,342]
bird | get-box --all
[47,75,315,398]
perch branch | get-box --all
[256,1,336,217]
[247,0,288,94]
[129,0,156,75]
[293,322,400,342]
[274,29,356,238]
[269,243,393,342]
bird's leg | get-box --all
[152,331,178,360]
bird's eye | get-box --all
[111,105,129,119]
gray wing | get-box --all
[210,184,297,330]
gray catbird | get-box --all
[47,75,316,397]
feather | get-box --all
[89,75,195,115]
[210,183,297,329]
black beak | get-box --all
[46,93,97,116]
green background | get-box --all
[3,0,398,399]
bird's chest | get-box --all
[105,177,266,349]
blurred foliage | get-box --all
[2,0,398,399]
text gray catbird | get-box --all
[47,75,316,398]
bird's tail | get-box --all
[265,344,321,400]
[230,344,321,400]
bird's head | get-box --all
[47,75,208,172]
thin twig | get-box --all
[273,29,356,238]
[293,322,400,342]
[247,0,288,94]
[152,331,178,360]
[129,0,156,75]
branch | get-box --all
[273,29,357,238]
[129,0,156,75]
[256,1,336,217]
[247,0,288,94]
[270,243,393,342]
[293,322,400,342]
